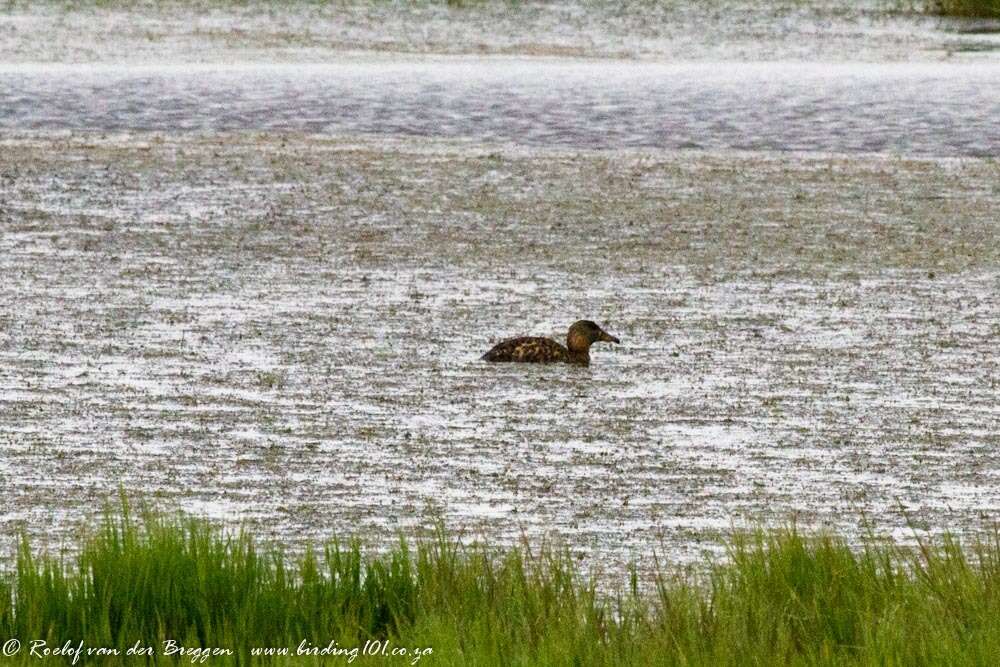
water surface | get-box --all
[3,60,998,156]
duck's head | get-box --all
[567,320,620,353]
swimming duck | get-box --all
[481,320,620,367]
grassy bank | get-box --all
[890,0,1000,17]
[2,503,999,664]
[930,0,1000,17]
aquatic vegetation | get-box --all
[930,0,1000,17]
[3,501,1000,665]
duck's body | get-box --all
[482,336,574,364]
[482,320,619,367]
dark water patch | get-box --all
[949,20,1000,32]
[1,60,999,156]
[947,40,1000,50]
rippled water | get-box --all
[2,135,999,571]
[3,60,999,156]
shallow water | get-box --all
[1,136,998,572]
[2,2,999,573]
[3,60,999,156]
[2,1,999,64]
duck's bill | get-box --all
[600,332,621,344]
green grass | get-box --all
[930,0,1000,17]
[3,502,1000,665]
[896,0,1000,17]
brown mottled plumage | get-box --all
[482,320,620,367]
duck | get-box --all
[481,320,620,367]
